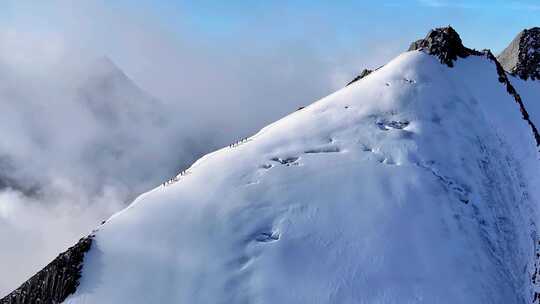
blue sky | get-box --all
[3,0,540,52]
[106,0,540,52]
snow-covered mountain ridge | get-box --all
[3,26,540,304]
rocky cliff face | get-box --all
[0,237,93,304]
[498,28,540,80]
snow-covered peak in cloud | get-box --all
[0,33,214,296]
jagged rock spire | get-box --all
[498,27,540,81]
[408,26,481,67]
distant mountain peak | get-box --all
[408,26,481,67]
[498,27,540,80]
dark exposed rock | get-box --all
[408,26,481,67]
[497,27,540,80]
[0,236,93,304]
[346,69,373,86]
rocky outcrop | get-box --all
[408,26,482,67]
[346,69,373,86]
[498,28,540,80]
[0,236,93,304]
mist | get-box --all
[0,2,399,296]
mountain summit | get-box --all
[408,26,481,67]
[498,27,540,80]
[2,27,540,304]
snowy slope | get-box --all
[58,41,540,303]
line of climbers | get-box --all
[162,170,189,186]
[229,137,249,148]
[163,137,252,187]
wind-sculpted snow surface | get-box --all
[53,48,540,303]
